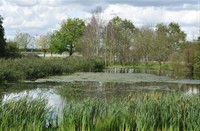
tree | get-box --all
[49,31,63,55]
[182,41,199,75]
[104,20,116,65]
[79,7,104,57]
[57,18,85,56]
[14,31,32,52]
[168,22,186,52]
[105,16,136,66]
[134,27,155,68]
[37,34,50,57]
[79,24,95,57]
[0,15,6,57]
[5,41,19,57]
[151,23,170,69]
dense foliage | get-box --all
[50,18,85,56]
[0,57,104,82]
[0,15,6,58]
[1,93,200,130]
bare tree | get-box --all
[80,6,105,57]
[14,31,32,52]
[36,34,50,57]
[134,27,155,68]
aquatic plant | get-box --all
[1,93,200,130]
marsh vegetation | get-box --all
[1,92,200,131]
[0,6,200,131]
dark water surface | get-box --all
[1,68,200,110]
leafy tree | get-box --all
[56,18,85,56]
[6,41,19,57]
[151,23,170,69]
[49,31,63,55]
[134,27,155,68]
[14,31,32,52]
[0,15,6,57]
[181,41,199,76]
[151,23,186,69]
[168,22,186,51]
[106,16,136,65]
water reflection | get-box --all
[104,68,200,79]
[0,76,200,111]
[2,88,64,110]
[178,84,200,94]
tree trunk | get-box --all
[69,44,73,56]
[158,61,162,71]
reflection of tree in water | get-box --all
[56,81,178,101]
[56,82,106,101]
[0,83,59,102]
[178,84,200,94]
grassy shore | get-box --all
[0,56,104,82]
[1,92,200,131]
[108,62,173,70]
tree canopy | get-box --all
[50,18,85,56]
[0,15,6,57]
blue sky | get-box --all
[0,0,199,40]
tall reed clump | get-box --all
[0,97,55,131]
[59,93,200,131]
[65,56,104,72]
[0,56,104,82]
[1,93,200,130]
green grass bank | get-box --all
[0,56,104,82]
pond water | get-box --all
[0,68,200,112]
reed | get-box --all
[1,93,200,130]
[59,93,200,131]
[0,96,54,131]
[0,56,104,82]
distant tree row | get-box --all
[1,8,200,73]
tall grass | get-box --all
[1,93,200,130]
[0,97,54,131]
[0,56,104,82]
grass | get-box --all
[1,92,200,130]
[0,56,104,82]
[0,96,53,131]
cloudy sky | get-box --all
[0,0,199,41]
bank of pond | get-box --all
[0,57,200,130]
[0,56,200,83]
[1,93,200,131]
[0,56,104,82]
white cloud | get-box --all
[104,4,200,40]
[0,0,199,41]
[6,0,39,7]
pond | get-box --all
[1,68,200,112]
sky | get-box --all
[0,0,200,41]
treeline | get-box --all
[1,7,200,73]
